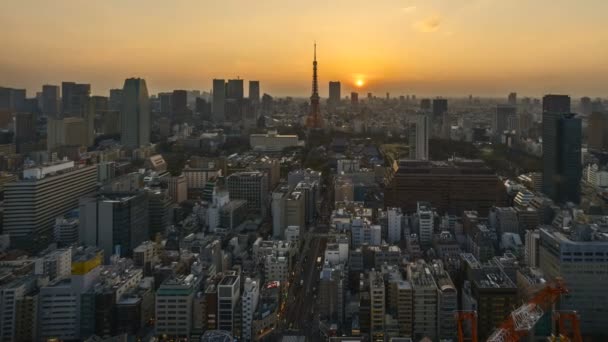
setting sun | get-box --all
[356,79,364,87]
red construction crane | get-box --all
[551,310,583,342]
[455,310,478,342]
[486,279,568,342]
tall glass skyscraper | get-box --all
[121,78,150,148]
[542,95,581,204]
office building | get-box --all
[494,105,516,142]
[0,87,26,112]
[395,280,413,337]
[542,95,581,204]
[156,274,202,338]
[329,81,341,106]
[79,192,149,261]
[167,174,188,204]
[351,218,381,247]
[408,260,437,341]
[351,92,359,106]
[385,159,504,215]
[121,78,150,148]
[54,215,79,246]
[249,81,260,104]
[109,88,123,111]
[369,271,385,340]
[420,98,431,111]
[0,275,39,342]
[272,184,289,238]
[250,130,300,152]
[286,190,305,229]
[416,202,434,246]
[226,171,268,215]
[242,278,260,342]
[217,274,241,332]
[432,98,447,117]
[387,207,403,243]
[42,85,60,118]
[13,112,36,151]
[461,253,518,340]
[171,89,188,117]
[61,82,90,117]
[414,114,429,160]
[430,261,457,340]
[4,161,97,247]
[588,111,608,151]
[539,226,608,335]
[508,92,517,106]
[38,247,103,341]
[213,79,226,122]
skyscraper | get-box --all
[108,88,123,111]
[588,111,608,151]
[432,98,448,118]
[305,43,323,129]
[61,82,90,117]
[542,95,581,204]
[508,92,517,106]
[328,81,341,106]
[351,92,359,106]
[420,99,431,112]
[121,78,150,148]
[42,85,60,118]
[212,79,225,122]
[415,114,429,160]
[248,81,260,103]
[494,105,516,142]
[171,90,188,118]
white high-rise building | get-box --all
[524,229,540,267]
[387,208,403,243]
[408,260,438,341]
[241,278,260,342]
[121,78,150,148]
[417,202,434,246]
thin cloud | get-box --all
[401,6,417,13]
[413,15,441,33]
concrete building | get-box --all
[539,226,608,336]
[3,162,97,248]
[272,184,289,239]
[249,130,300,152]
[38,247,103,341]
[212,79,225,122]
[217,274,241,332]
[319,264,345,325]
[385,159,504,215]
[226,171,268,215]
[351,218,381,247]
[42,84,60,118]
[369,271,385,340]
[156,274,202,338]
[387,207,403,243]
[265,254,289,282]
[430,261,457,340]
[415,114,429,160]
[494,105,516,142]
[328,81,341,106]
[489,206,519,235]
[395,280,413,338]
[408,260,438,341]
[542,95,581,204]
[242,278,260,342]
[79,192,149,262]
[588,111,608,151]
[121,78,150,148]
[54,215,80,245]
[0,276,39,342]
[167,174,188,203]
[416,202,434,246]
[286,190,305,229]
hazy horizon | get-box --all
[3,0,608,98]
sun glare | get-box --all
[356,79,364,87]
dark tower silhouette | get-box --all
[306,43,323,129]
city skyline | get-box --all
[2,0,608,97]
